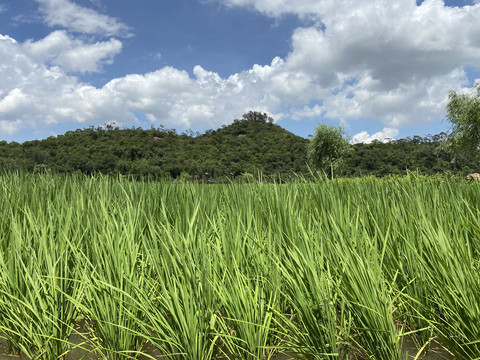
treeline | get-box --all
[0,117,308,180]
[344,133,478,177]
[0,118,478,179]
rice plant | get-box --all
[0,175,82,359]
[0,172,478,360]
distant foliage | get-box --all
[0,115,478,178]
[341,133,477,177]
[0,115,308,179]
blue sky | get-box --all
[1,0,480,143]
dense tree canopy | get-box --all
[0,114,478,179]
[0,116,308,179]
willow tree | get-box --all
[446,83,480,158]
[307,124,351,178]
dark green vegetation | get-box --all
[0,173,479,359]
[343,133,478,177]
[0,112,478,178]
[307,124,351,178]
[0,113,308,179]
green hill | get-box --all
[0,111,478,178]
[0,112,309,178]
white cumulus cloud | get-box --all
[0,34,290,135]
[214,0,480,137]
[21,30,122,73]
[3,0,480,141]
[35,0,131,36]
[351,128,399,144]
[289,104,324,121]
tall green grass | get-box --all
[0,173,478,359]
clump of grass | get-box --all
[0,175,82,359]
[277,241,343,360]
[76,179,148,359]
[140,201,221,360]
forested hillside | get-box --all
[344,133,478,177]
[0,115,308,179]
[0,116,478,179]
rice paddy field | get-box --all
[0,172,479,360]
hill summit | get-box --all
[0,111,309,178]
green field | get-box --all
[0,173,479,359]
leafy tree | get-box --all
[240,111,274,124]
[445,83,480,160]
[307,124,350,178]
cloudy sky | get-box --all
[1,0,480,143]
